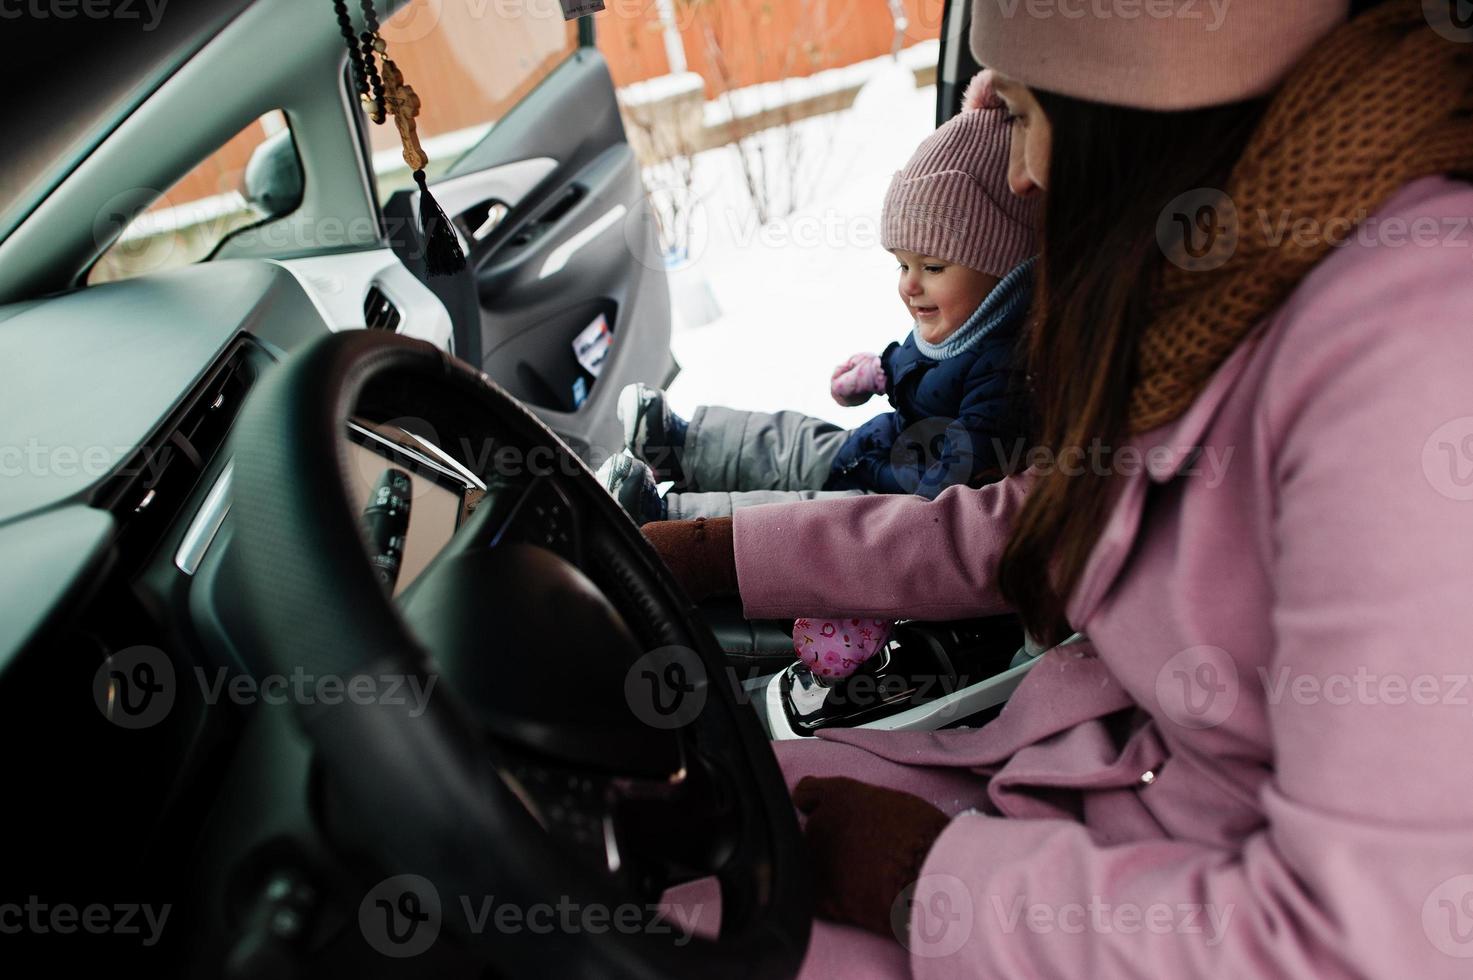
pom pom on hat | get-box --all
[962,69,1003,112]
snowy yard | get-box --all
[661,66,939,432]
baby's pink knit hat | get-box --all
[880,71,1039,279]
[970,0,1349,110]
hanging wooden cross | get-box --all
[330,0,464,276]
[380,56,429,173]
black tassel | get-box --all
[413,169,465,278]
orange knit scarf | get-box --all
[1130,0,1473,434]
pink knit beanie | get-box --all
[970,0,1350,110]
[880,71,1039,279]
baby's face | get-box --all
[892,249,1000,345]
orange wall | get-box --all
[165,1,942,207]
[601,0,944,95]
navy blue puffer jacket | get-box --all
[825,258,1034,499]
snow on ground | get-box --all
[662,65,937,431]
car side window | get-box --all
[366,2,580,202]
[88,110,301,286]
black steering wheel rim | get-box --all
[227,329,809,978]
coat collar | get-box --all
[1065,324,1268,626]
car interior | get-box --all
[0,0,1057,974]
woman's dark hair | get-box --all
[998,90,1267,645]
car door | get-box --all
[375,9,675,464]
[937,0,983,126]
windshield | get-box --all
[0,0,254,244]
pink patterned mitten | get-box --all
[793,617,894,680]
[829,352,886,407]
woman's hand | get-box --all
[831,352,885,407]
[640,517,738,601]
[792,776,951,938]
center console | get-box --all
[702,602,1045,738]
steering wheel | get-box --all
[227,330,810,977]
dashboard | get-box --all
[0,257,482,969]
[342,420,483,595]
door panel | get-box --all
[937,0,981,125]
[438,50,674,462]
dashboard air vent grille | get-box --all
[364,285,401,332]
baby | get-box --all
[601,72,1038,679]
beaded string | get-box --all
[332,0,368,106]
[358,0,386,124]
[327,0,465,276]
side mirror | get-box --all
[241,128,303,219]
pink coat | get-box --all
[732,177,1473,978]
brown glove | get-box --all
[640,517,738,602]
[791,776,951,938]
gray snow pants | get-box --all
[662,405,872,521]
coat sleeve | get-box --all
[905,182,1473,980]
[732,470,1034,620]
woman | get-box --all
[647,0,1473,976]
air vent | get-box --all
[99,338,264,570]
[364,284,401,332]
